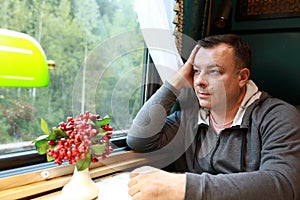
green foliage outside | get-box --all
[0,0,144,148]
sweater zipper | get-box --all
[210,133,221,173]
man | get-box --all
[127,34,300,200]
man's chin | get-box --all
[199,101,211,110]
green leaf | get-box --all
[76,153,91,171]
[96,115,111,126]
[89,144,106,155]
[32,135,48,144]
[87,119,95,126]
[34,139,48,154]
[40,118,51,136]
[48,128,66,140]
[47,154,53,162]
[97,127,105,134]
[90,133,105,142]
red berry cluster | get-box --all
[46,112,113,165]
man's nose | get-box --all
[194,72,208,88]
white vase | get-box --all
[61,167,99,200]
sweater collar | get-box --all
[198,80,261,126]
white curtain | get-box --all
[134,0,183,82]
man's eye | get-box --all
[210,69,220,75]
[194,69,201,74]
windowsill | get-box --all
[0,151,152,200]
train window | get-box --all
[0,0,144,171]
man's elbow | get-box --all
[126,134,158,153]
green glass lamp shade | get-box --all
[0,29,49,87]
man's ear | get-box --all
[239,68,250,87]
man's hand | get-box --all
[169,44,201,90]
[128,166,186,200]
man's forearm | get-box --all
[127,82,180,151]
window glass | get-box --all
[0,0,143,154]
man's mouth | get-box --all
[197,91,210,98]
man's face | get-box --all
[193,43,242,112]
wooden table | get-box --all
[33,172,131,200]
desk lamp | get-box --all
[0,29,49,87]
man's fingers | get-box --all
[187,44,201,64]
[128,176,138,187]
[128,185,140,197]
[129,172,139,178]
[128,175,140,197]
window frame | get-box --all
[141,49,163,105]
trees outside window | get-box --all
[0,0,143,156]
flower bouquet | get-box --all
[33,112,113,171]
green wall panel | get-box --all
[241,32,300,106]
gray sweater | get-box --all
[127,81,300,200]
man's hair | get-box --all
[198,34,252,70]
